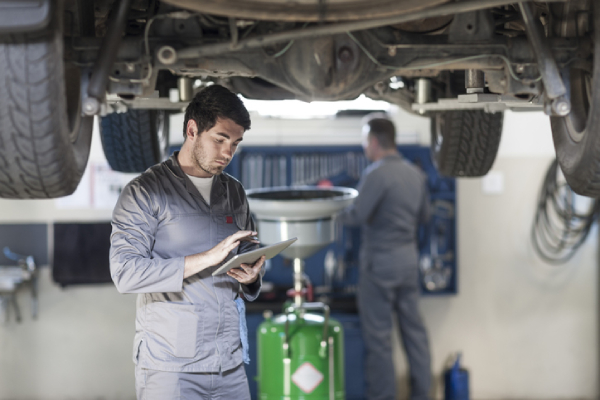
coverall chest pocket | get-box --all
[146,303,201,359]
[216,211,247,243]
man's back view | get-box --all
[340,115,431,400]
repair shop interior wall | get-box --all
[417,112,598,398]
[0,110,597,399]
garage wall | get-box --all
[394,111,598,399]
[424,158,597,398]
[0,110,597,399]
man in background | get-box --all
[110,84,264,399]
[340,114,432,400]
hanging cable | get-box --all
[531,159,599,264]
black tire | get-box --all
[430,110,503,177]
[550,4,600,197]
[0,8,93,198]
[99,110,169,173]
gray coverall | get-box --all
[110,153,262,398]
[340,153,431,400]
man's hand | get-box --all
[184,230,258,278]
[205,230,259,266]
[227,255,265,285]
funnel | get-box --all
[246,186,358,259]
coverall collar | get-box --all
[168,152,230,206]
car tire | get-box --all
[431,110,503,177]
[550,3,600,197]
[100,110,170,173]
[0,13,93,198]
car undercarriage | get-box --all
[0,0,597,197]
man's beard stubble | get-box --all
[192,141,226,176]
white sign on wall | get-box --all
[482,170,505,195]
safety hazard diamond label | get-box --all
[291,362,324,394]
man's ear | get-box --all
[186,120,198,141]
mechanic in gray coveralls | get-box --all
[109,85,264,399]
[340,114,432,400]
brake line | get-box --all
[345,30,543,83]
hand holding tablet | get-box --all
[212,237,298,276]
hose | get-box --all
[531,159,599,264]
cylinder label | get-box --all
[291,362,324,394]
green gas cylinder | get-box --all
[257,303,345,399]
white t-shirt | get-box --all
[186,174,214,205]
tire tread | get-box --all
[0,25,91,198]
[435,110,503,177]
[100,110,163,173]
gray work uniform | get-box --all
[135,362,250,400]
[110,153,261,397]
[340,153,431,400]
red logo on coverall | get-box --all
[226,216,233,224]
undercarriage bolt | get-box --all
[178,77,194,102]
[82,97,100,115]
[113,101,128,114]
[466,69,485,93]
[416,78,431,104]
[157,46,178,65]
[416,78,432,115]
[551,96,571,116]
[374,81,387,94]
[338,46,354,63]
[169,88,179,103]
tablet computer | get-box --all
[212,237,298,276]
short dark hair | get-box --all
[364,113,396,149]
[183,84,251,139]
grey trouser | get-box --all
[135,363,250,400]
[358,273,431,400]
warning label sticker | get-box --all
[291,362,324,394]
